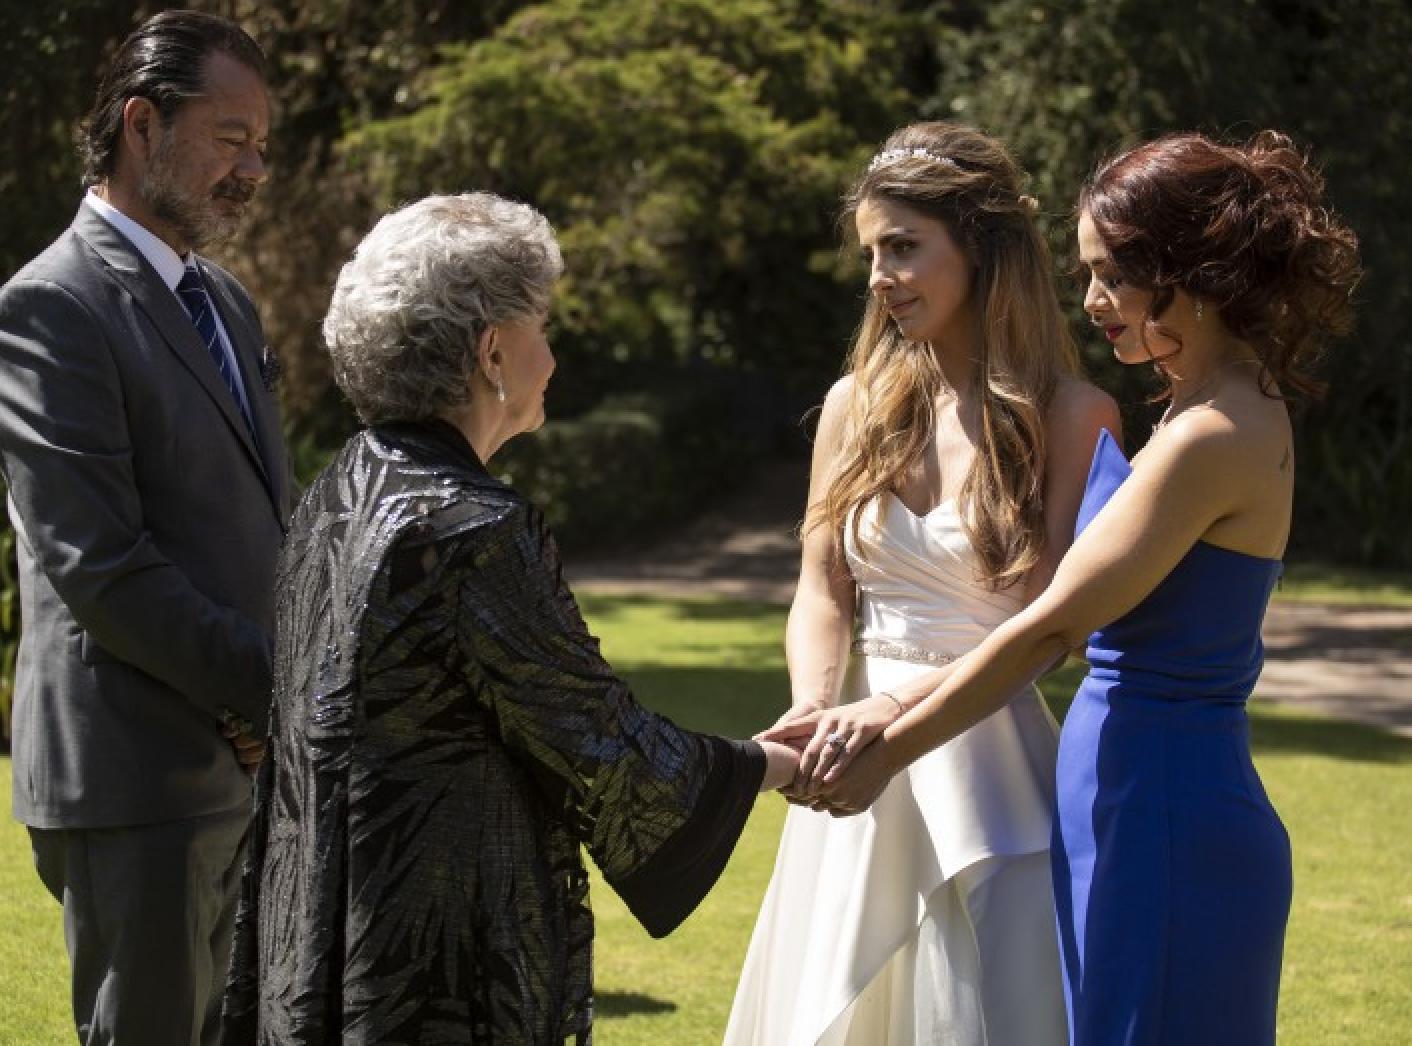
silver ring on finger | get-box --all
[825,731,848,753]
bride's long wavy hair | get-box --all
[812,122,1077,588]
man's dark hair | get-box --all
[80,10,267,187]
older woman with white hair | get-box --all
[222,193,798,1044]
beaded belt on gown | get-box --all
[851,637,956,666]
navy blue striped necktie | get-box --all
[175,265,255,437]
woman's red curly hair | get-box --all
[1080,130,1361,399]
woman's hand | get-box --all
[758,740,804,792]
[764,700,827,733]
[758,694,901,796]
[221,719,266,775]
[812,734,897,816]
[755,703,826,801]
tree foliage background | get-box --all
[1,0,1409,732]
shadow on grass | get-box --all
[578,592,787,625]
[618,666,789,736]
[1279,561,1412,606]
[624,648,1411,765]
[596,990,677,1019]
[1248,710,1412,764]
[1042,664,1411,766]
[620,645,782,671]
[1263,618,1412,660]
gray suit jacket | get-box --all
[0,204,293,829]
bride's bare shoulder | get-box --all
[814,376,857,448]
[1048,374,1123,448]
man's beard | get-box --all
[139,128,256,249]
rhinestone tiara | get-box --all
[867,147,960,173]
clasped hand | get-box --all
[755,695,900,816]
[220,718,266,774]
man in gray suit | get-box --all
[0,11,290,1043]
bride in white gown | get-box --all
[725,123,1118,1046]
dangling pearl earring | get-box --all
[1195,300,1205,322]
[495,380,507,403]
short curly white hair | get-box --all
[323,192,563,424]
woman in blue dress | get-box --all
[764,130,1361,1043]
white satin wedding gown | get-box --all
[724,495,1067,1045]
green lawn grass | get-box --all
[0,784,69,1044]
[2,593,1409,1043]
[581,596,1412,1045]
[1278,561,1412,607]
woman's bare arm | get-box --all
[780,378,858,717]
[879,414,1260,776]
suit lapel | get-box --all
[71,208,280,512]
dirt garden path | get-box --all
[570,459,1412,738]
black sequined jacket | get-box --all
[223,421,765,1044]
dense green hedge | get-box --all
[497,371,790,554]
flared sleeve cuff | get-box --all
[611,737,766,938]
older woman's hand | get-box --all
[758,740,804,792]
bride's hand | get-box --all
[814,734,897,816]
[780,695,900,796]
[756,700,827,741]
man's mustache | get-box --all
[213,179,257,204]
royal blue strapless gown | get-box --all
[1052,430,1292,1045]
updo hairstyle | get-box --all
[1080,131,1361,398]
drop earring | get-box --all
[496,380,506,403]
[1195,300,1205,322]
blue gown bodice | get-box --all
[1078,428,1281,706]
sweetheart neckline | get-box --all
[890,492,958,522]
